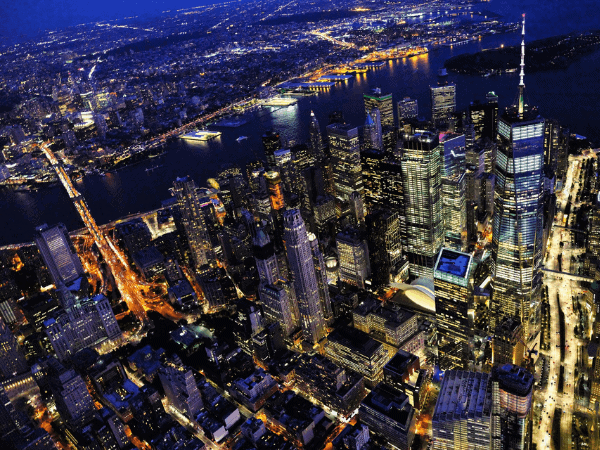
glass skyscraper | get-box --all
[440,133,467,251]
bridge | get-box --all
[542,268,594,283]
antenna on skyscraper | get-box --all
[518,13,526,118]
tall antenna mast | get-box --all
[518,13,526,118]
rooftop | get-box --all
[435,248,472,279]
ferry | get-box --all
[180,130,222,141]
[236,136,248,143]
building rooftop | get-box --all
[492,363,534,397]
[433,370,491,423]
[328,326,383,358]
[435,248,472,279]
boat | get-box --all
[180,130,222,141]
[236,136,248,143]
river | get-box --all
[1,0,599,245]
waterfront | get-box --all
[1,0,600,245]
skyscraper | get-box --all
[34,223,84,286]
[336,227,371,289]
[159,358,203,420]
[309,233,332,321]
[47,357,96,427]
[283,209,325,345]
[262,130,282,168]
[363,108,383,151]
[490,364,534,450]
[397,97,418,122]
[366,210,402,289]
[327,123,363,203]
[400,132,443,278]
[490,15,545,339]
[430,83,456,126]
[309,111,325,161]
[253,226,280,287]
[259,280,299,337]
[440,133,467,251]
[360,148,386,213]
[434,249,474,370]
[172,176,213,269]
[265,171,285,211]
[364,89,394,127]
[0,317,29,379]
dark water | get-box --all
[1,0,599,245]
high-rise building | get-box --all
[440,133,467,251]
[367,210,402,289]
[259,280,299,337]
[309,111,326,161]
[360,148,386,213]
[430,83,456,125]
[308,233,332,321]
[432,370,492,450]
[469,99,498,142]
[336,227,370,289]
[363,108,383,151]
[400,132,443,278]
[490,16,545,339]
[398,97,418,122]
[253,226,280,287]
[47,357,96,427]
[262,130,282,168]
[265,171,285,211]
[364,89,394,127]
[172,176,213,269]
[159,358,203,420]
[327,123,363,203]
[348,191,365,226]
[283,209,325,345]
[34,223,84,287]
[490,364,534,450]
[434,249,474,370]
[0,317,28,379]
[493,316,525,366]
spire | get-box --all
[518,13,526,118]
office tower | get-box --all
[359,383,416,449]
[253,226,280,287]
[348,191,365,226]
[430,82,456,125]
[159,359,203,420]
[259,280,298,337]
[265,171,285,211]
[432,370,492,450]
[363,108,383,151]
[0,385,25,435]
[360,148,386,213]
[490,364,534,450]
[309,233,332,321]
[0,317,28,379]
[309,111,325,161]
[398,97,418,122]
[44,294,121,362]
[493,316,525,366]
[486,91,499,104]
[262,130,281,168]
[440,133,467,251]
[490,16,544,339]
[434,249,474,370]
[246,160,266,193]
[325,326,390,387]
[382,350,424,409]
[367,210,402,289]
[336,227,370,289]
[543,118,569,182]
[283,209,325,345]
[400,132,443,279]
[364,89,394,127]
[172,176,213,269]
[327,123,363,203]
[469,99,498,142]
[590,347,600,406]
[47,357,96,427]
[34,223,84,287]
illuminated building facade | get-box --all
[400,132,443,278]
[398,97,418,122]
[159,359,203,419]
[434,249,474,370]
[34,223,84,286]
[0,317,28,379]
[253,226,280,287]
[360,148,386,213]
[364,90,394,127]
[366,210,402,289]
[363,108,383,151]
[309,111,325,161]
[430,83,456,125]
[265,171,285,211]
[327,123,363,203]
[283,209,325,344]
[336,227,370,289]
[440,133,467,251]
[309,233,332,321]
[172,176,213,269]
[492,316,524,366]
[262,130,281,168]
[258,280,299,337]
[432,370,492,450]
